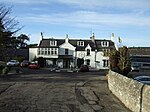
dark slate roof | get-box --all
[129,47,150,56]
[39,39,64,48]
[38,38,115,51]
[69,39,97,51]
[95,40,115,51]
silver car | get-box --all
[6,60,20,66]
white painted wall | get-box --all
[59,42,76,55]
[76,51,86,59]
[95,52,104,69]
[29,48,38,62]
[84,51,95,68]
[76,50,109,69]
[37,55,58,59]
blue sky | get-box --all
[1,0,150,47]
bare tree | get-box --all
[0,4,21,61]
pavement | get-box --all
[0,68,131,112]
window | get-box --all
[77,41,84,46]
[103,60,109,67]
[50,41,57,46]
[101,41,109,47]
[51,48,57,55]
[87,49,90,56]
[87,59,90,65]
[51,48,54,55]
[48,48,50,55]
[45,48,48,55]
[41,48,44,55]
[37,48,57,55]
[102,49,110,56]
[54,48,57,55]
[65,49,68,55]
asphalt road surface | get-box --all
[0,68,131,112]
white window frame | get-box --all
[48,48,50,55]
[38,48,58,55]
[101,41,109,47]
[77,41,84,46]
[50,41,57,46]
[41,48,44,55]
[103,59,109,67]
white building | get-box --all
[29,34,116,69]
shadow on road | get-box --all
[0,68,106,84]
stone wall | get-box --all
[108,70,150,112]
[142,85,150,112]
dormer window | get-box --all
[50,41,57,46]
[101,41,109,47]
[77,41,84,46]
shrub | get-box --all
[2,67,9,76]
[0,66,5,75]
[109,46,131,76]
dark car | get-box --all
[134,76,150,85]
[20,60,30,67]
[28,62,40,69]
[79,65,89,72]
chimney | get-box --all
[40,32,44,40]
[65,34,69,43]
[91,33,95,43]
[111,33,114,42]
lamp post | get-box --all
[95,49,97,69]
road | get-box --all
[0,68,131,112]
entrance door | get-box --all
[63,59,70,68]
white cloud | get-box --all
[3,0,150,10]
[2,0,49,5]
[19,11,150,28]
[54,0,150,11]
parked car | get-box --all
[79,65,89,72]
[134,76,150,85]
[28,62,40,69]
[20,60,30,67]
[6,60,20,66]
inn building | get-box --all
[29,34,116,69]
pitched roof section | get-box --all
[39,39,64,48]
[38,38,115,51]
[69,39,97,51]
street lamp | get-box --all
[95,49,97,69]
